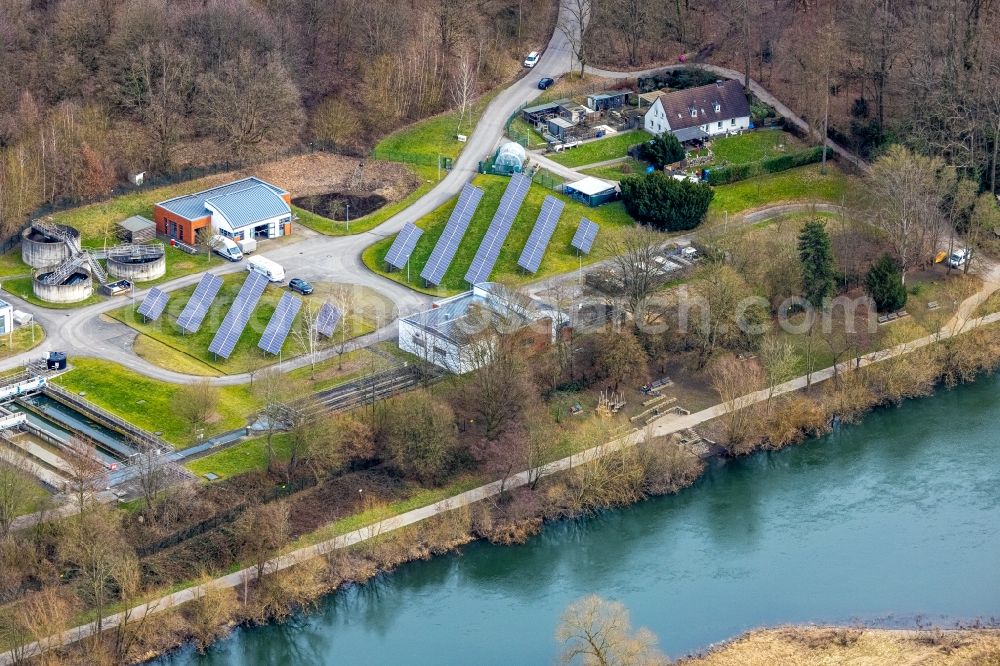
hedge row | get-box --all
[706,145,829,185]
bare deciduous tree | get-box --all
[559,0,592,77]
[709,354,765,453]
[603,227,666,320]
[556,595,669,666]
[172,380,220,441]
[866,144,949,283]
[0,452,37,539]
[196,49,305,158]
[237,502,290,589]
[450,53,477,133]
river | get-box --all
[157,374,1000,664]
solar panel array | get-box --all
[421,183,484,285]
[176,273,224,333]
[258,292,302,355]
[315,302,342,337]
[517,195,564,273]
[571,218,599,254]
[137,288,169,321]
[464,174,531,284]
[384,222,424,269]
[207,271,269,359]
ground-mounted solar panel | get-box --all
[384,222,424,270]
[176,273,224,333]
[137,288,169,321]
[207,271,269,359]
[421,183,485,285]
[571,218,599,254]
[517,195,564,274]
[464,174,531,285]
[315,302,342,338]
[258,292,302,355]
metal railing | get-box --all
[43,383,171,453]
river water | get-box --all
[158,375,1000,665]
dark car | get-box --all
[538,77,554,90]
[288,278,313,295]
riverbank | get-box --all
[9,312,1000,665]
[681,626,1000,665]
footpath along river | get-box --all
[157,374,1000,664]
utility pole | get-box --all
[345,203,351,232]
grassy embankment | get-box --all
[52,358,259,447]
[297,94,498,237]
[107,274,381,375]
[680,627,1000,665]
[362,173,636,296]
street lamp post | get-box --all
[346,203,351,232]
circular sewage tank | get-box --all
[32,267,93,304]
[106,243,166,281]
[21,224,80,269]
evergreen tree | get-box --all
[797,219,836,306]
[620,172,713,232]
[639,132,685,168]
[864,254,907,312]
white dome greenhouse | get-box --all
[493,142,527,174]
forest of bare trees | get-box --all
[0,0,553,239]
[588,0,999,189]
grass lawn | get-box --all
[185,434,292,480]
[580,157,650,181]
[706,163,859,223]
[508,117,548,149]
[0,250,31,279]
[52,358,260,446]
[362,174,638,296]
[547,130,651,168]
[0,324,44,360]
[49,176,230,244]
[108,274,378,375]
[711,129,805,165]
[374,94,496,165]
[294,164,440,237]
[287,346,398,393]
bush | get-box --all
[620,172,714,232]
[638,133,684,168]
[383,390,459,485]
[706,146,828,185]
[864,254,907,312]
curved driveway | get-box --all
[1,2,861,385]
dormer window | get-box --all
[690,107,698,118]
[714,102,721,113]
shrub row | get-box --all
[706,145,829,185]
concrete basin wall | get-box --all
[21,224,80,269]
[32,270,93,303]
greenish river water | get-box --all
[158,375,1000,664]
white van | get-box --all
[246,255,285,283]
[948,248,970,269]
[211,235,243,262]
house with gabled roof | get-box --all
[643,79,751,142]
[153,176,293,245]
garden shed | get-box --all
[587,91,628,112]
[521,101,561,124]
[117,215,156,243]
[564,176,619,207]
[547,117,575,141]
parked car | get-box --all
[948,248,970,269]
[523,51,540,68]
[288,277,313,295]
[538,77,554,90]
